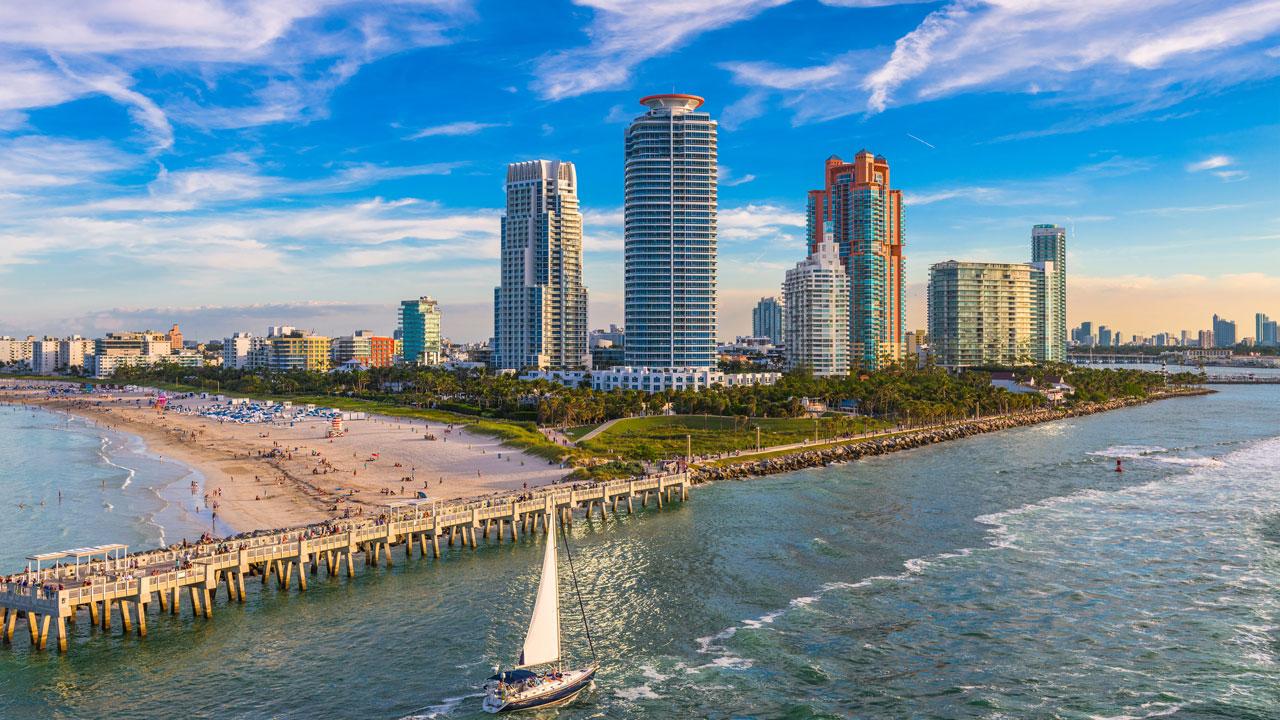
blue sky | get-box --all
[0,0,1277,343]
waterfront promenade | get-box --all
[0,472,690,654]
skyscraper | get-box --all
[1098,325,1113,348]
[1212,314,1237,347]
[784,235,850,376]
[624,94,718,370]
[805,151,904,370]
[928,261,1046,367]
[400,297,442,365]
[752,297,784,345]
[1256,313,1277,347]
[493,160,588,370]
[1031,224,1067,360]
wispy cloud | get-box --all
[1185,154,1248,182]
[0,2,472,144]
[532,0,788,99]
[1186,155,1233,172]
[718,166,757,187]
[407,120,506,139]
[77,157,465,214]
[722,0,1280,128]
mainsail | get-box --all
[518,530,560,667]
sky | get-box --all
[0,0,1277,344]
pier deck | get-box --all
[1,473,690,653]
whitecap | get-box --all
[614,684,662,701]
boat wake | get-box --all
[398,692,485,719]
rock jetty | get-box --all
[691,389,1212,483]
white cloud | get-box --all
[407,121,506,139]
[0,1,472,143]
[1186,155,1233,172]
[532,0,788,99]
[722,0,1280,127]
[0,136,136,192]
[0,197,500,274]
[718,166,757,187]
[80,158,465,213]
[719,203,805,245]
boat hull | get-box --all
[484,666,596,713]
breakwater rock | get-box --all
[691,389,1211,483]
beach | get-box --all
[0,382,569,534]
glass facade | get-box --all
[624,95,717,370]
[399,297,441,365]
[752,297,784,344]
[805,151,904,370]
[928,262,1037,367]
[493,160,588,370]
[1031,224,1067,361]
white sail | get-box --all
[519,530,560,667]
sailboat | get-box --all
[482,526,599,713]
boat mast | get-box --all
[558,522,597,662]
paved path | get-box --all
[573,417,630,445]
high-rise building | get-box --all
[928,261,1055,367]
[31,338,59,374]
[624,94,718,370]
[1098,325,1113,348]
[752,297,784,345]
[168,323,183,351]
[400,297,442,365]
[1198,329,1213,348]
[0,336,34,366]
[1072,321,1095,347]
[1256,313,1278,347]
[493,160,588,371]
[783,236,850,376]
[1212,314,1237,347]
[1031,224,1067,361]
[223,332,258,370]
[57,337,95,370]
[805,151,904,370]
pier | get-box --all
[0,473,690,653]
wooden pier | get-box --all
[0,473,690,653]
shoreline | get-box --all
[691,388,1213,483]
[0,382,1211,539]
[4,401,227,540]
[0,384,571,534]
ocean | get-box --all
[0,404,216,571]
[0,383,1277,719]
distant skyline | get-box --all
[0,1,1277,342]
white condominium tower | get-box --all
[493,160,588,370]
[1031,223,1067,361]
[624,94,718,370]
[783,235,850,376]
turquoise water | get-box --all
[0,404,216,571]
[1,386,1278,719]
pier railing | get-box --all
[1,472,690,653]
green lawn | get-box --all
[577,414,890,461]
[562,424,602,441]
